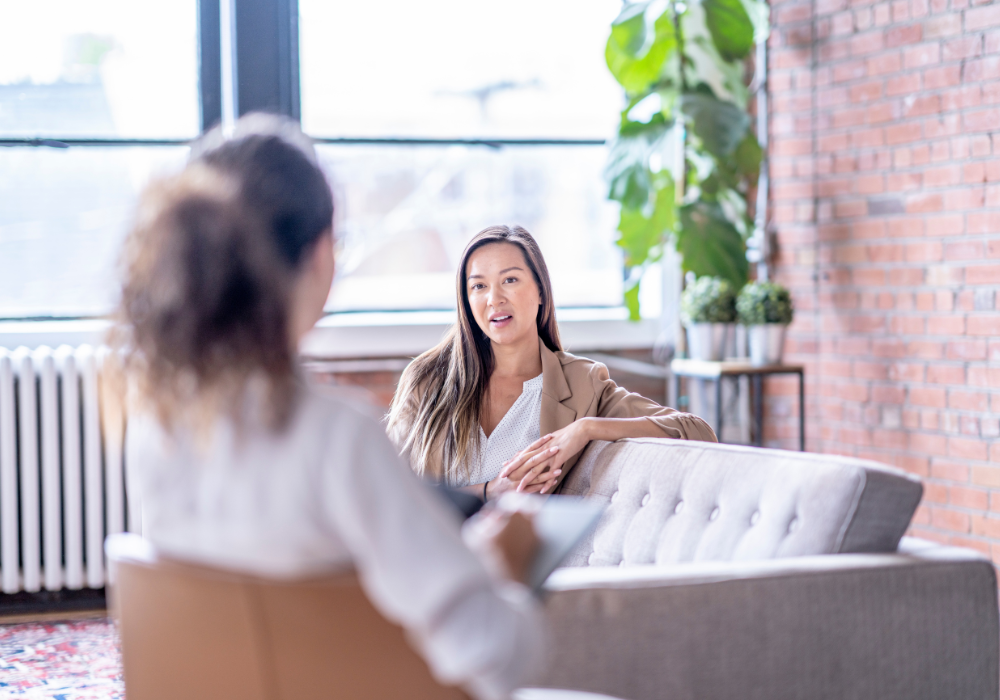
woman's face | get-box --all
[466,242,541,348]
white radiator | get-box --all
[0,345,131,594]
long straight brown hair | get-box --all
[387,225,562,481]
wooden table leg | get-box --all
[798,370,806,451]
[715,378,723,442]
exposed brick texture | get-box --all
[768,0,1000,560]
[307,350,667,412]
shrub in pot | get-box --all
[737,281,794,365]
[681,277,737,361]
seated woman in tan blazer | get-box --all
[387,225,717,499]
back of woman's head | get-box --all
[111,114,334,432]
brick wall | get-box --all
[307,349,667,411]
[768,0,1000,557]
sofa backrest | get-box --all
[558,439,922,567]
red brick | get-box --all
[943,36,983,61]
[924,14,961,38]
[932,507,971,533]
[907,340,945,359]
[867,52,903,75]
[947,340,988,361]
[904,42,940,68]
[950,437,989,461]
[926,315,965,335]
[949,390,989,411]
[924,165,961,188]
[966,3,1000,31]
[968,366,1000,387]
[968,315,1000,336]
[965,108,1000,133]
[927,364,966,384]
[965,266,1000,285]
[925,482,950,505]
[952,485,990,509]
[872,385,906,404]
[887,73,923,97]
[886,24,922,46]
[906,192,942,212]
[906,242,943,263]
[971,514,1000,538]
[944,241,982,260]
[923,65,961,89]
[934,459,970,482]
[909,386,947,407]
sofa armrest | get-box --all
[538,541,998,700]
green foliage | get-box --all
[680,91,750,158]
[702,0,755,61]
[736,281,794,325]
[681,276,737,324]
[604,0,769,318]
[606,5,678,94]
[677,201,748,287]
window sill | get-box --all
[0,308,661,358]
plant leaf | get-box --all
[610,2,650,56]
[680,91,750,158]
[624,281,642,321]
[702,0,755,61]
[606,7,677,94]
[734,130,762,179]
[605,139,652,209]
[676,199,749,288]
[604,119,670,209]
[616,178,676,267]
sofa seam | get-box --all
[833,470,867,553]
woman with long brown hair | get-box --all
[113,116,545,700]
[388,225,717,499]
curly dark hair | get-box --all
[109,115,334,433]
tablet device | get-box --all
[497,493,606,591]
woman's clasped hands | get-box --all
[489,419,595,497]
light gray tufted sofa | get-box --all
[537,438,999,700]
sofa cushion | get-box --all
[558,439,922,567]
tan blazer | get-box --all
[393,338,717,486]
[537,339,717,489]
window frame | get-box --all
[0,0,668,357]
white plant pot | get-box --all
[747,324,787,366]
[686,323,731,361]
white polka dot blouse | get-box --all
[448,373,544,487]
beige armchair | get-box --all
[105,533,470,700]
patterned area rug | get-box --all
[0,618,123,698]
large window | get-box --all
[0,0,198,319]
[0,0,629,320]
[300,0,625,312]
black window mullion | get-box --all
[235,0,300,120]
[198,0,223,132]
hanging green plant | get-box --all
[604,0,769,319]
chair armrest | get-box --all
[538,543,998,700]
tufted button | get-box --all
[750,510,761,526]
[709,506,720,521]
[641,493,650,507]
[788,517,799,533]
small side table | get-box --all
[670,359,805,451]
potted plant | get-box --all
[737,281,794,365]
[681,276,736,361]
[603,0,770,320]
